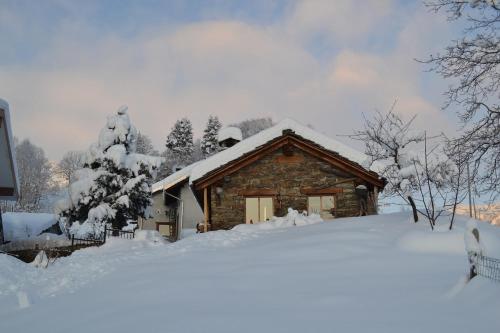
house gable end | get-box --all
[193,132,384,191]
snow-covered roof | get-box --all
[190,118,372,184]
[0,98,19,200]
[152,161,200,193]
[218,126,243,143]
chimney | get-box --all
[218,127,243,149]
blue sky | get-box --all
[0,0,463,160]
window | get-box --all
[308,195,335,219]
[245,197,273,224]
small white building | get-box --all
[141,127,245,240]
[0,98,19,243]
[140,162,204,241]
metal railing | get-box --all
[71,234,105,247]
[105,227,135,239]
[468,251,500,282]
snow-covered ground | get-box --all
[1,212,499,332]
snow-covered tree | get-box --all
[350,108,424,220]
[57,106,162,237]
[58,150,86,185]
[15,139,53,212]
[407,133,462,228]
[231,117,274,139]
[192,139,204,163]
[201,115,222,157]
[136,132,158,156]
[165,118,194,167]
[423,0,500,200]
[350,106,461,229]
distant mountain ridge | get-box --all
[455,203,500,226]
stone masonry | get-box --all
[209,145,377,230]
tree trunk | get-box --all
[408,196,418,222]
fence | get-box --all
[469,252,500,282]
[105,227,135,239]
[71,234,106,247]
[2,227,135,263]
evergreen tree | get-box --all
[136,132,158,155]
[165,118,194,166]
[200,115,222,157]
[57,106,162,237]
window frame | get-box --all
[245,196,274,224]
[307,195,336,219]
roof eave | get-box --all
[193,132,384,190]
[0,101,19,200]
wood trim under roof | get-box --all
[193,132,385,190]
[0,187,15,197]
[300,187,344,195]
[237,189,278,197]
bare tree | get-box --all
[349,104,424,223]
[445,138,469,229]
[422,0,500,200]
[409,132,461,229]
[350,104,466,229]
[57,150,85,185]
[15,139,53,212]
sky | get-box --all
[0,0,465,161]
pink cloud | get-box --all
[0,4,458,161]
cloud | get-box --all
[0,1,458,160]
[286,0,394,44]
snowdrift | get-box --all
[1,212,500,332]
[233,208,323,232]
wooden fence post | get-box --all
[204,187,209,233]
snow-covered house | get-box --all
[140,162,204,240]
[144,118,385,240]
[0,98,19,243]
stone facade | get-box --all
[209,146,377,230]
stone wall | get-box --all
[209,146,377,230]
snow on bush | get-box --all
[233,208,323,233]
[56,106,162,238]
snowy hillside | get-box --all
[455,203,500,226]
[1,213,499,332]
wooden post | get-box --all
[0,207,4,244]
[374,187,379,214]
[204,187,209,233]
